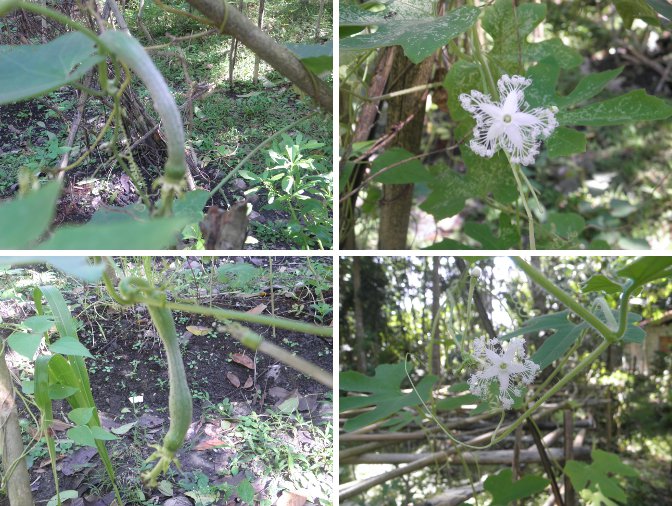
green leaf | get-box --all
[525,59,561,108]
[1,257,105,282]
[613,0,660,26]
[565,449,638,504]
[482,0,547,73]
[286,42,332,74]
[595,309,646,343]
[581,275,622,294]
[217,263,260,290]
[370,147,431,184]
[557,67,624,108]
[420,147,518,220]
[444,60,481,126]
[0,182,61,248]
[545,211,586,239]
[547,127,587,158]
[340,362,437,432]
[22,315,54,334]
[501,311,585,370]
[68,407,94,426]
[558,90,672,126]
[436,394,480,411]
[524,38,583,70]
[173,189,210,224]
[90,426,118,441]
[646,0,672,21]
[484,468,550,505]
[617,256,672,290]
[67,425,97,447]
[39,215,189,249]
[0,32,102,105]
[464,215,520,249]
[340,6,480,64]
[46,490,78,506]
[49,336,94,359]
[48,384,79,400]
[7,332,43,360]
[236,478,255,504]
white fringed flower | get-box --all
[468,336,540,410]
[459,75,558,166]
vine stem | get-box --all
[493,339,610,442]
[512,257,617,341]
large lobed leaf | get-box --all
[340,362,437,432]
[340,5,480,64]
[484,468,550,505]
[0,31,102,105]
[420,147,518,220]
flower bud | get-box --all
[469,266,482,278]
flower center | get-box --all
[500,362,508,370]
[503,114,512,123]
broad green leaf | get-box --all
[558,90,672,126]
[0,182,61,249]
[547,127,587,158]
[173,189,210,223]
[463,216,520,249]
[340,6,480,64]
[617,256,672,290]
[48,384,79,400]
[49,336,94,359]
[581,274,622,294]
[286,42,332,74]
[22,315,54,334]
[370,147,431,184]
[613,0,659,26]
[1,257,105,282]
[0,32,102,105]
[565,449,638,504]
[236,478,255,504]
[436,394,480,411]
[484,468,550,505]
[90,426,118,441]
[545,211,586,239]
[424,239,474,250]
[646,0,672,21]
[68,407,94,426]
[501,311,584,369]
[39,215,189,249]
[46,490,78,506]
[340,362,437,432]
[525,59,561,108]
[482,0,581,73]
[67,425,97,447]
[7,332,43,359]
[557,67,624,107]
[420,147,518,220]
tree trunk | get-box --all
[377,53,433,249]
[352,257,367,373]
[0,348,34,506]
[252,0,265,84]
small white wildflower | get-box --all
[468,336,540,410]
[459,74,558,166]
[469,266,482,278]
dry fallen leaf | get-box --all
[276,491,307,506]
[186,325,210,336]
[246,303,267,315]
[194,438,228,451]
[231,353,255,369]
[226,371,241,388]
[243,376,253,389]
